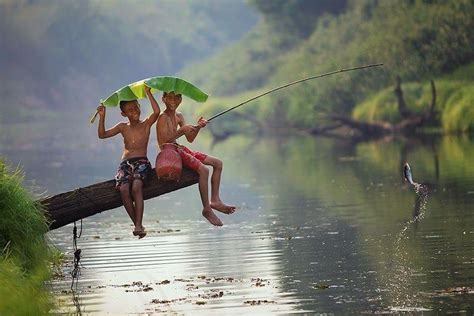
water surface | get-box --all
[2,118,474,314]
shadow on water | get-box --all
[2,117,474,314]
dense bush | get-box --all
[353,62,474,132]
[0,160,52,314]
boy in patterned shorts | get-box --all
[96,86,160,238]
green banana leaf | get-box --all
[100,76,208,106]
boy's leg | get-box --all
[203,156,235,214]
[119,183,136,225]
[197,164,223,226]
[131,179,146,238]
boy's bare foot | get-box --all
[202,208,223,226]
[133,226,147,239]
[210,200,236,214]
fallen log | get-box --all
[328,77,438,138]
[40,168,199,230]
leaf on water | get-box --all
[313,284,330,289]
[244,300,276,305]
[158,280,170,285]
[151,298,186,304]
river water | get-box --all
[2,118,474,314]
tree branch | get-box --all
[394,75,413,119]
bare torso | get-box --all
[121,121,151,159]
[156,110,183,147]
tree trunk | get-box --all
[40,168,199,230]
[395,75,413,119]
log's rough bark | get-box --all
[40,168,199,230]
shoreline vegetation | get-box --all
[181,1,473,138]
[196,65,473,142]
[0,160,55,314]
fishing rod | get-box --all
[206,63,383,122]
[167,63,383,143]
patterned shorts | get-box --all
[115,157,151,188]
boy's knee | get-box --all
[119,184,130,197]
[198,165,209,177]
[131,180,143,195]
[214,159,223,169]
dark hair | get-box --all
[162,91,182,98]
[119,100,138,112]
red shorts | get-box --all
[176,145,207,171]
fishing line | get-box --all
[207,63,383,122]
[167,63,383,143]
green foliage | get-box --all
[0,259,52,315]
[248,0,347,39]
[196,87,269,134]
[440,85,474,132]
[181,21,288,96]
[353,63,474,132]
[183,0,474,131]
[0,160,52,314]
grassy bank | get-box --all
[0,160,53,314]
[196,63,474,135]
[353,63,474,133]
[182,1,473,132]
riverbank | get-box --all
[193,65,474,139]
[353,62,474,133]
[0,160,54,314]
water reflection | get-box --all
[2,118,474,314]
[384,181,430,311]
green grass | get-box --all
[0,160,53,314]
[353,63,474,132]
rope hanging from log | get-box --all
[71,219,83,290]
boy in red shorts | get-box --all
[97,86,160,238]
[156,91,235,226]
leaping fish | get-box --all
[403,162,415,185]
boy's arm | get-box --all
[176,112,200,143]
[144,86,160,125]
[97,105,122,139]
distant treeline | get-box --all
[0,0,257,116]
[181,0,474,132]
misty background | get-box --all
[0,0,257,120]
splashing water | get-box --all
[383,163,430,311]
